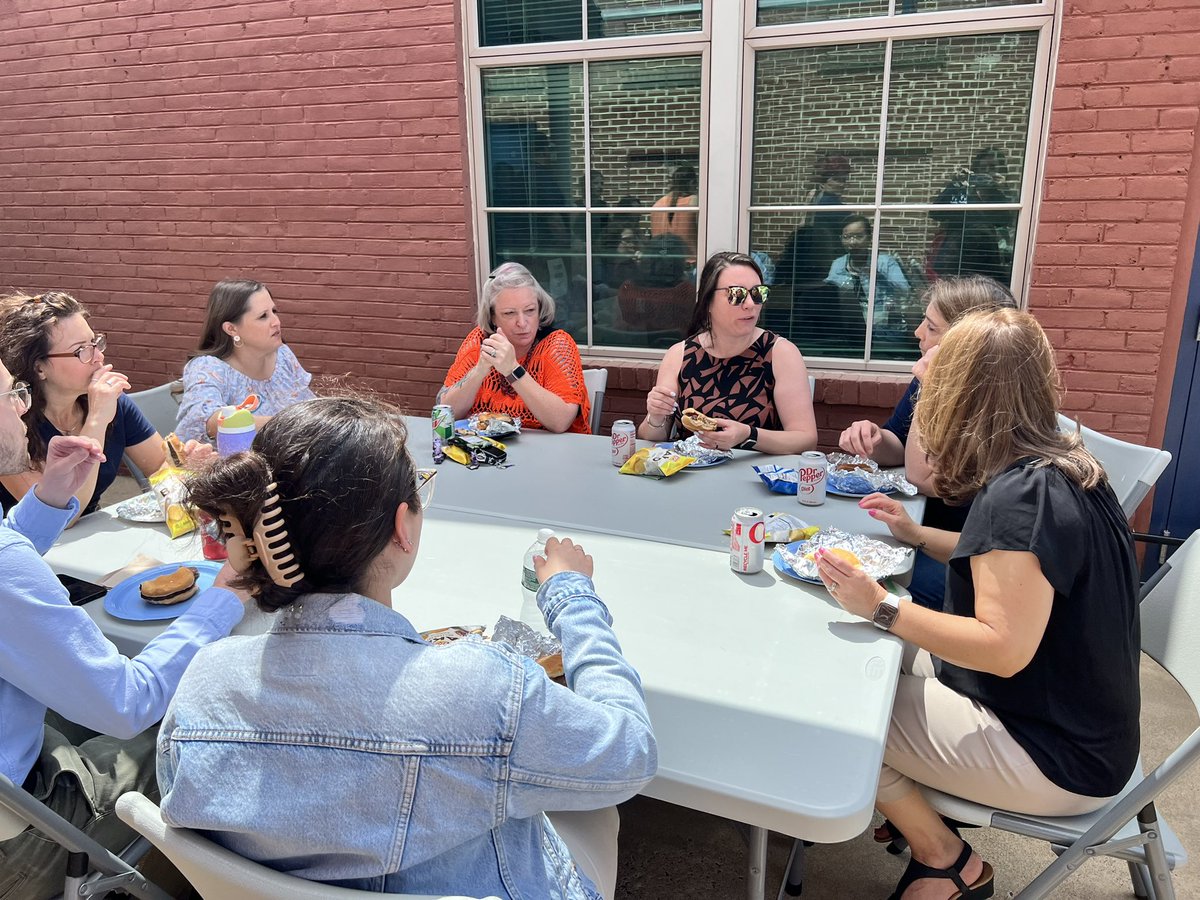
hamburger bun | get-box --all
[140,566,200,605]
[805,547,863,569]
[476,411,515,429]
[680,407,719,433]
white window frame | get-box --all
[461,0,1059,367]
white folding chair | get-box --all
[583,368,608,435]
[124,380,184,488]
[0,774,171,899]
[808,374,816,399]
[115,792,499,900]
[918,530,1200,899]
[1058,414,1172,518]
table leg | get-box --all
[747,826,768,900]
[778,839,806,898]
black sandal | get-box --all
[874,815,967,855]
[886,839,994,900]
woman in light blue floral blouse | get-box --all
[177,279,315,442]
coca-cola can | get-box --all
[730,507,765,574]
[797,451,828,506]
[611,419,637,467]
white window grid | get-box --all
[463,0,1059,368]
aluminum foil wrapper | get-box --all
[825,453,918,496]
[115,491,166,523]
[466,413,522,437]
[670,434,732,464]
[491,615,562,661]
[778,527,913,582]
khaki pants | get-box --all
[877,647,1111,816]
[0,720,159,900]
[549,807,620,900]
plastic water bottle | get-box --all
[520,528,555,629]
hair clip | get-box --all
[216,482,305,587]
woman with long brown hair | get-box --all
[816,309,1139,899]
[0,291,165,517]
[637,251,816,454]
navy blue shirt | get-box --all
[0,394,157,515]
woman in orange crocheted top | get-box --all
[440,263,591,434]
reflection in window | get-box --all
[479,0,702,46]
[750,31,1034,362]
[482,56,702,350]
[758,0,1024,28]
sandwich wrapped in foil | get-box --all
[669,434,732,464]
[778,527,913,582]
[825,453,918,496]
[491,616,562,661]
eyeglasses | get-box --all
[720,285,769,307]
[0,382,31,414]
[45,333,106,364]
[415,468,437,510]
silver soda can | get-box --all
[797,450,828,506]
[611,419,637,467]
[730,507,765,574]
[432,404,454,452]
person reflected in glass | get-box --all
[650,165,699,263]
[637,251,817,453]
[818,309,1138,900]
[613,234,694,343]
[0,291,167,519]
[825,214,911,335]
[177,279,316,444]
[928,147,1016,282]
[440,262,591,433]
[160,396,656,899]
[838,276,1017,609]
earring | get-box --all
[232,335,242,345]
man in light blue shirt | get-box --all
[825,213,911,330]
[0,359,247,898]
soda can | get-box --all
[611,419,637,467]
[797,450,828,506]
[730,507,765,574]
[432,404,454,449]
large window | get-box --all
[466,0,1053,366]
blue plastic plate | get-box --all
[454,418,521,438]
[103,561,223,621]
[772,543,823,585]
[826,485,897,498]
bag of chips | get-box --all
[619,446,695,478]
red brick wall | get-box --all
[0,0,475,413]
[1030,0,1200,443]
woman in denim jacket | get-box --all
[157,396,657,899]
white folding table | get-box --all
[46,424,925,900]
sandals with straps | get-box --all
[874,815,967,855]
[887,839,994,900]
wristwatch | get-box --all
[871,593,903,631]
[505,364,527,385]
[736,425,759,451]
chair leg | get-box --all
[1139,804,1176,900]
[747,826,768,900]
[1128,861,1152,899]
[777,838,806,898]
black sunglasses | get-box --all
[719,285,769,306]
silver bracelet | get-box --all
[647,416,667,429]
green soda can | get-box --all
[432,404,454,445]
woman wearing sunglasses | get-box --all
[161,396,656,899]
[637,251,817,453]
[0,291,166,518]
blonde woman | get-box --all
[816,309,1139,900]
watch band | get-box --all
[871,593,903,631]
[736,424,759,451]
[505,364,527,385]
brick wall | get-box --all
[0,0,475,414]
[1030,0,1200,443]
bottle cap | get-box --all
[537,528,555,542]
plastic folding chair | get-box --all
[583,368,608,436]
[916,529,1199,898]
[1057,414,1172,518]
[124,380,184,488]
[0,773,171,899]
[115,792,499,900]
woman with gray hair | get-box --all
[440,262,591,433]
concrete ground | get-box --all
[105,475,1196,899]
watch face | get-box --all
[873,598,899,630]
